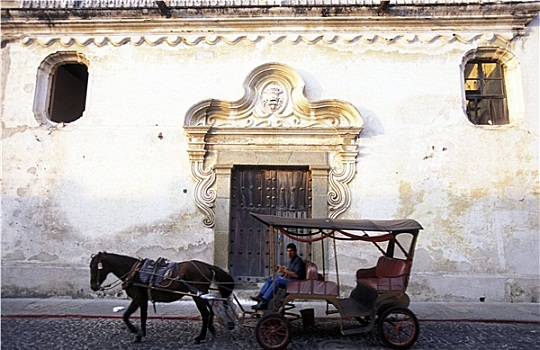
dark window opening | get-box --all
[49,63,88,123]
[465,60,508,125]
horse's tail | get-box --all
[209,265,235,298]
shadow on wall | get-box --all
[296,68,385,138]
[357,105,385,137]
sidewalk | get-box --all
[2,298,539,323]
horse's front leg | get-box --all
[193,297,210,344]
[123,299,145,343]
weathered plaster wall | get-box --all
[1,15,538,301]
[336,19,540,302]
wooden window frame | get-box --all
[462,47,524,127]
[465,59,509,125]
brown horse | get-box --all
[89,252,235,344]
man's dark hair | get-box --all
[286,243,297,251]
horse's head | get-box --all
[89,252,110,291]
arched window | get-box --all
[462,47,521,126]
[34,51,89,126]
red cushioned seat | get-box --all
[356,256,409,292]
[287,261,338,295]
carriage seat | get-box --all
[286,261,338,295]
[355,256,409,292]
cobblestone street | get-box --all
[2,317,539,350]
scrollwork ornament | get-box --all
[328,153,357,219]
[191,161,217,227]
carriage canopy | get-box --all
[251,213,422,242]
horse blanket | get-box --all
[138,258,178,286]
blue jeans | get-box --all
[260,275,290,301]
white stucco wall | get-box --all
[1,10,538,301]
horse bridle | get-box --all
[91,253,104,290]
[92,253,125,291]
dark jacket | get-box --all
[288,254,306,280]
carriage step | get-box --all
[341,326,373,336]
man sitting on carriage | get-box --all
[251,243,306,310]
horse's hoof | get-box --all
[133,336,142,343]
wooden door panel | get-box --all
[229,166,311,281]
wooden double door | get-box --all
[229,166,312,281]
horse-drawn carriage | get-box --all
[90,213,422,349]
[244,213,423,349]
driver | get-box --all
[251,243,305,310]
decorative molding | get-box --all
[19,0,538,9]
[184,62,363,227]
[16,32,518,48]
[464,46,518,67]
[185,69,359,130]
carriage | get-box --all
[90,213,422,349]
[237,213,423,350]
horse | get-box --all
[89,252,236,344]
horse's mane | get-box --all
[101,252,140,265]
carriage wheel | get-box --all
[255,313,292,350]
[377,306,419,349]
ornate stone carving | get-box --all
[328,144,359,219]
[261,82,285,114]
[191,161,217,228]
[184,126,216,227]
[184,62,363,227]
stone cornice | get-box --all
[2,3,539,36]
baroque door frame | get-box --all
[183,62,364,268]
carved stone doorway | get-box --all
[183,63,364,270]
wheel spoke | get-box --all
[256,313,292,350]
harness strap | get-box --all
[122,260,143,289]
[147,258,163,302]
[178,267,206,296]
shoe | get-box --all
[250,294,263,302]
[252,300,268,310]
